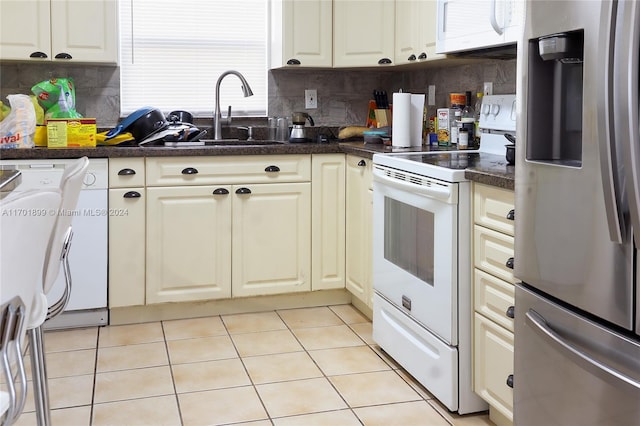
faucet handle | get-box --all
[225,105,232,125]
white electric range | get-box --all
[371,95,515,414]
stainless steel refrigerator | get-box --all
[515,1,640,424]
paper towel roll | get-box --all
[411,94,425,147]
[392,92,412,147]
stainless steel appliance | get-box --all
[0,159,109,328]
[514,1,640,424]
[289,111,314,142]
[371,94,515,414]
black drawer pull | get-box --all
[357,159,366,167]
[407,54,416,61]
[378,57,392,65]
[235,187,251,195]
[506,257,514,269]
[30,51,48,58]
[418,52,427,60]
[54,52,72,60]
[265,165,280,173]
[123,191,141,199]
[506,306,515,319]
[286,58,301,65]
[213,188,229,195]
[118,168,136,176]
[506,209,515,220]
[506,374,514,388]
[182,167,199,175]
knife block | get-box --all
[374,109,392,128]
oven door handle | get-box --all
[373,169,453,201]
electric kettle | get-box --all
[289,112,314,142]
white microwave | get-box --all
[436,0,524,55]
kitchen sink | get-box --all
[199,139,285,146]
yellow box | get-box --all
[46,118,97,147]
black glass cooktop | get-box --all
[392,152,482,170]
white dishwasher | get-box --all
[0,158,108,328]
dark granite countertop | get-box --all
[0,141,514,189]
[464,153,515,190]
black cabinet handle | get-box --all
[54,52,72,60]
[181,167,198,175]
[357,159,366,167]
[286,58,301,65]
[506,257,514,269]
[378,58,392,65]
[235,187,251,195]
[418,52,427,60]
[407,54,416,61]
[30,51,48,58]
[118,168,136,176]
[506,374,514,388]
[506,306,515,319]
[213,188,229,195]
[506,209,515,220]
[265,165,280,173]
[123,191,141,198]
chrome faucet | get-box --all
[213,70,254,140]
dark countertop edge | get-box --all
[464,168,514,191]
[0,143,514,189]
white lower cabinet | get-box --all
[143,155,312,304]
[232,182,311,297]
[146,185,232,304]
[472,182,515,425]
[345,155,373,308]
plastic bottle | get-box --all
[458,92,475,148]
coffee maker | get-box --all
[289,112,314,142]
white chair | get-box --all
[27,157,89,426]
[0,189,61,426]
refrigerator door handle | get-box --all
[598,0,626,244]
[525,309,640,393]
[614,0,640,243]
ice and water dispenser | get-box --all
[526,30,584,167]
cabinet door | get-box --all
[395,0,445,65]
[311,154,346,290]
[109,188,146,308]
[271,0,332,68]
[146,186,232,304]
[474,313,514,422]
[334,0,395,67]
[50,0,118,63]
[345,156,373,307]
[436,0,506,54]
[0,0,51,61]
[232,183,311,297]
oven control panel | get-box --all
[479,94,516,132]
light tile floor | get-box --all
[15,304,494,426]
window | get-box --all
[119,0,268,118]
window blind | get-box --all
[119,0,268,118]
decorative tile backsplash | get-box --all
[0,59,515,128]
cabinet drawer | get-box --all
[109,158,145,188]
[146,155,311,186]
[474,183,515,236]
[474,225,515,284]
[346,155,372,190]
[473,313,514,421]
[474,269,515,332]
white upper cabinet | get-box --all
[270,0,333,68]
[0,0,118,63]
[333,0,395,67]
[395,0,445,65]
[436,0,523,54]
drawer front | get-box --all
[474,313,514,421]
[474,269,515,332]
[109,158,145,188]
[146,155,311,186]
[474,183,515,236]
[474,225,515,284]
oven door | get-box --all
[372,166,459,345]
